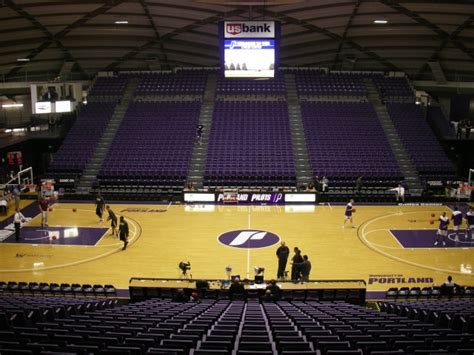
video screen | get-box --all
[55,100,71,113]
[224,39,275,78]
[35,101,51,114]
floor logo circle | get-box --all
[218,230,280,249]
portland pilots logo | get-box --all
[218,230,280,249]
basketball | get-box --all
[72,208,77,212]
[352,209,356,213]
[52,236,57,240]
[430,220,434,225]
[49,208,52,212]
[431,213,435,217]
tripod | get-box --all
[179,268,192,280]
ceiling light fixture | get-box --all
[2,104,24,108]
[374,20,388,24]
[115,20,129,24]
[17,58,30,62]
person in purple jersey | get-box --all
[465,206,474,240]
[451,207,463,242]
[434,211,449,246]
[343,199,355,228]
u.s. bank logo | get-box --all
[218,230,280,249]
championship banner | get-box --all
[7,151,22,167]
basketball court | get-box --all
[0,201,472,298]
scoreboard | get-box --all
[220,21,280,78]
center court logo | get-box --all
[218,230,280,249]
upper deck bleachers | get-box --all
[216,76,286,96]
[135,70,207,96]
[295,71,367,97]
[301,101,402,184]
[46,69,459,195]
[204,100,296,188]
[88,76,129,98]
[386,103,456,181]
[374,76,414,101]
[48,102,116,183]
[98,101,201,190]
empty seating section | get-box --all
[373,76,414,100]
[379,300,474,334]
[204,101,296,187]
[1,297,473,353]
[135,71,207,96]
[0,295,116,327]
[301,101,402,183]
[295,71,367,97]
[48,102,115,180]
[46,70,458,193]
[216,76,286,96]
[88,76,129,97]
[98,101,201,188]
[386,103,455,181]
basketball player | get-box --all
[38,196,49,227]
[451,206,463,242]
[434,211,449,246]
[119,216,129,250]
[106,205,118,236]
[95,192,105,222]
[343,199,355,228]
[13,208,26,241]
[465,206,474,240]
[13,185,21,210]
[390,184,405,202]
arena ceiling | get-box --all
[1,0,473,84]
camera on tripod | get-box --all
[179,261,191,274]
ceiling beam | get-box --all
[379,0,474,62]
[416,14,474,78]
[139,0,170,69]
[332,0,361,70]
[4,0,124,79]
[105,7,246,70]
[253,7,400,71]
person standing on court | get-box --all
[343,199,355,228]
[119,216,129,250]
[451,206,463,242]
[13,185,21,210]
[13,208,26,241]
[38,196,49,227]
[95,192,105,222]
[291,247,303,281]
[300,255,312,282]
[106,205,118,236]
[276,241,290,279]
[390,184,405,202]
[434,211,449,246]
[465,206,474,240]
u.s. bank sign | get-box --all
[224,21,275,38]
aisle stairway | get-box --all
[187,73,216,188]
[76,77,140,193]
[364,78,423,196]
[285,74,313,187]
